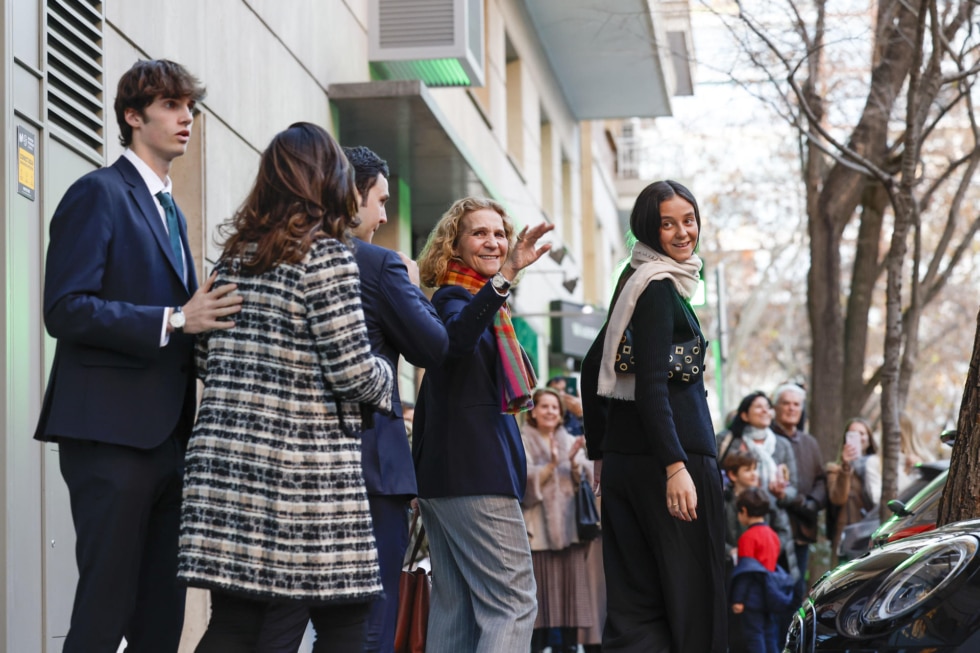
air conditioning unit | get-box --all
[369,0,485,87]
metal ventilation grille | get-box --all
[369,0,485,87]
[46,0,104,158]
[378,0,455,48]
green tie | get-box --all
[156,191,184,279]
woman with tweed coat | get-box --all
[178,122,393,652]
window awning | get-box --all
[329,80,488,245]
[520,0,694,119]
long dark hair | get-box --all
[607,179,700,317]
[220,122,358,274]
[729,391,771,439]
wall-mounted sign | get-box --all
[550,300,606,359]
[17,126,36,201]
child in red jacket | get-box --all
[730,487,796,653]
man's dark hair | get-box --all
[343,146,390,206]
[736,487,771,518]
[114,59,206,147]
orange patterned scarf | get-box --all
[441,260,536,414]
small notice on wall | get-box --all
[17,126,36,201]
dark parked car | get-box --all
[785,518,980,652]
[870,467,948,549]
[836,459,949,561]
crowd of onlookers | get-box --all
[713,384,936,653]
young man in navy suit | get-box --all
[346,146,448,652]
[34,59,242,653]
[257,147,448,652]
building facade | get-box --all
[0,1,692,649]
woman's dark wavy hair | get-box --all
[728,391,771,439]
[220,122,358,274]
[606,179,701,317]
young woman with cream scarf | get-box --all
[580,180,727,653]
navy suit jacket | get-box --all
[34,156,199,449]
[351,239,447,496]
[413,283,527,500]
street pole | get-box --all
[714,262,728,419]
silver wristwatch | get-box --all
[169,306,186,332]
[490,272,512,294]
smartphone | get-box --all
[563,376,578,397]
[845,430,862,452]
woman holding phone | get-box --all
[826,418,881,564]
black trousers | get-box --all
[197,591,369,653]
[59,434,186,653]
[600,452,728,653]
[254,494,411,653]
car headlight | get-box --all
[861,534,977,624]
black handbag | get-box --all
[615,305,705,383]
[576,476,601,541]
[667,335,703,383]
[615,326,636,373]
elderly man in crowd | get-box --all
[770,383,827,598]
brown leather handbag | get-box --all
[394,513,429,653]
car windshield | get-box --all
[902,470,947,513]
[873,470,947,545]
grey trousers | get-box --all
[418,495,537,653]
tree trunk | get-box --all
[879,205,910,520]
[880,0,927,520]
[938,307,980,526]
[803,0,919,460]
[806,213,844,462]
[842,181,887,421]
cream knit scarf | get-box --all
[597,242,701,400]
[742,426,780,489]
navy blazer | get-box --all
[35,156,199,449]
[581,280,716,465]
[351,239,448,496]
[413,283,527,500]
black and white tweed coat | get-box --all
[178,237,393,603]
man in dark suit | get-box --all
[256,146,448,652]
[34,59,242,653]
